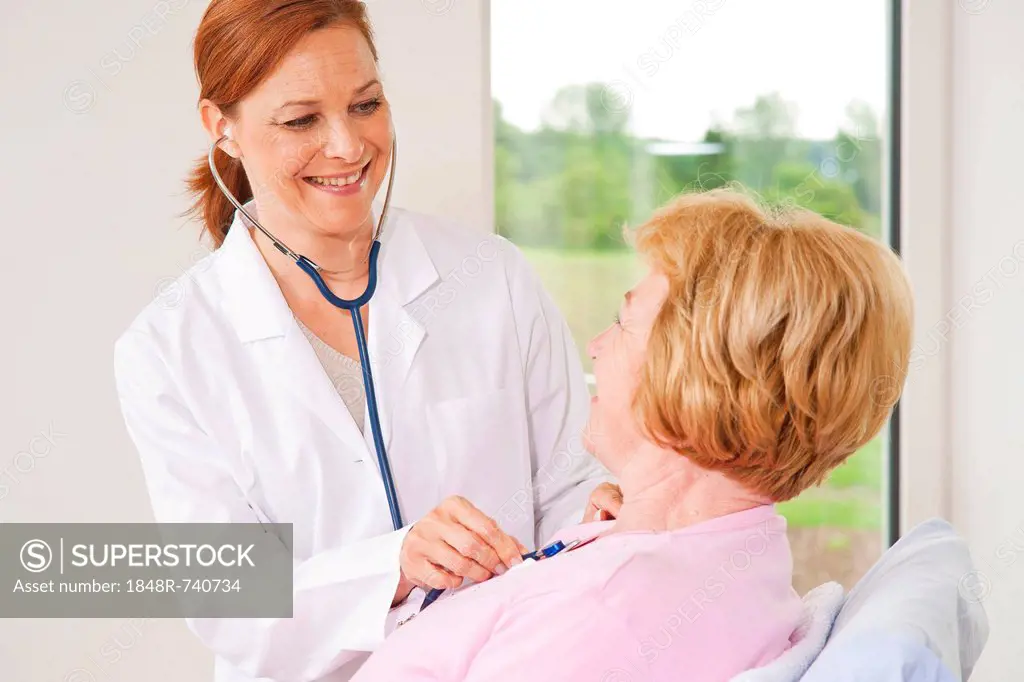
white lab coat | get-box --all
[113,202,611,682]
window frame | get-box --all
[895,0,955,537]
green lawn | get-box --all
[523,246,886,532]
[777,492,881,530]
[522,247,646,372]
[824,436,883,491]
[778,437,883,529]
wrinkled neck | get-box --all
[611,444,770,534]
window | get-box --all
[493,0,895,593]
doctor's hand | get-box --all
[583,483,623,523]
[399,495,529,592]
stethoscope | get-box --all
[207,130,405,532]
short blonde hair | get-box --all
[630,188,913,502]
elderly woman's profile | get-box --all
[352,188,914,682]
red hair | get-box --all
[184,0,379,247]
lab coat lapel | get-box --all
[368,210,437,454]
[368,282,424,457]
[216,206,372,464]
[272,323,372,462]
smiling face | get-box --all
[584,269,670,472]
[214,23,393,238]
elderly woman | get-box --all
[113,2,615,681]
[352,189,914,682]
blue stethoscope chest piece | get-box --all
[416,538,584,615]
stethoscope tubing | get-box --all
[207,133,404,532]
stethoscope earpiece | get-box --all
[217,126,239,159]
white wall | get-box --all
[947,0,1024,677]
[370,0,493,232]
[0,1,489,679]
[903,1,1024,678]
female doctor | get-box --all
[112,1,619,681]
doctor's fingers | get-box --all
[436,523,504,575]
[410,560,462,591]
[424,541,494,585]
[443,499,527,569]
[401,526,492,587]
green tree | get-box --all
[767,162,865,230]
[730,92,799,190]
[834,100,882,215]
[695,128,734,190]
[495,88,876,249]
[493,100,522,238]
[540,83,630,135]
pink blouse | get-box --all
[353,505,803,682]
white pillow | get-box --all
[807,518,990,681]
[730,581,845,682]
[802,630,959,682]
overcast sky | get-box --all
[492,0,889,140]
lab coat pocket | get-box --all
[426,387,530,524]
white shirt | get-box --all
[294,316,366,433]
[113,202,611,682]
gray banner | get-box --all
[1,524,293,617]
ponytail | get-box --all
[185,146,251,248]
